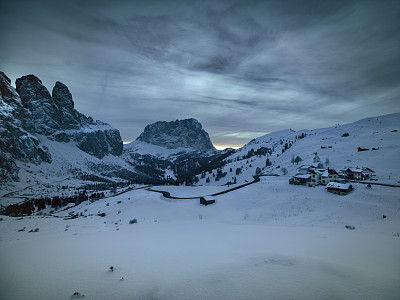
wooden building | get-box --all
[326,182,353,195]
[292,174,312,185]
[200,196,215,206]
[345,168,363,180]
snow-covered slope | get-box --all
[1,177,399,299]
[195,113,400,185]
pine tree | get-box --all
[294,156,302,165]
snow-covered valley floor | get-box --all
[1,177,399,299]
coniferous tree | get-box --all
[294,156,302,165]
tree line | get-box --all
[2,191,104,217]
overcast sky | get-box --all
[1,0,399,149]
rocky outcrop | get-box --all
[52,81,81,129]
[0,72,20,105]
[0,72,52,181]
[16,75,62,135]
[0,71,124,183]
[73,126,123,158]
[136,118,216,152]
[12,73,123,158]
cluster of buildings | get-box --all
[289,165,375,195]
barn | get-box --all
[200,196,215,206]
[326,182,353,195]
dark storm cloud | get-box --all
[1,0,399,147]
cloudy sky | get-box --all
[1,0,399,149]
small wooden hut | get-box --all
[200,196,215,206]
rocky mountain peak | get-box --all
[52,81,74,111]
[1,71,123,163]
[0,72,21,105]
[15,74,62,134]
[51,81,82,129]
[15,75,52,105]
[136,118,216,152]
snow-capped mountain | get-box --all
[194,113,400,186]
[15,74,123,158]
[1,73,228,192]
[2,70,399,195]
[0,71,134,192]
[123,118,228,184]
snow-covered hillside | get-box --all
[1,111,399,299]
[195,113,400,186]
[1,177,399,299]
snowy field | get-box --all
[1,177,399,299]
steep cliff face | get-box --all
[136,118,216,152]
[0,72,52,181]
[12,73,123,158]
[72,125,123,158]
[16,75,62,135]
[52,81,81,129]
[0,71,123,183]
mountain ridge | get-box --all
[1,71,399,197]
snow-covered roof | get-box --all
[295,174,311,179]
[299,165,314,170]
[320,171,330,177]
[202,196,215,201]
[326,182,351,190]
[348,168,363,173]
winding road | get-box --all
[146,175,268,200]
[146,175,400,200]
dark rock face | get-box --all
[50,80,123,157]
[74,128,123,158]
[16,75,62,134]
[13,73,123,158]
[0,72,18,103]
[52,81,74,111]
[52,81,80,128]
[0,73,52,181]
[137,118,216,152]
[0,71,123,182]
